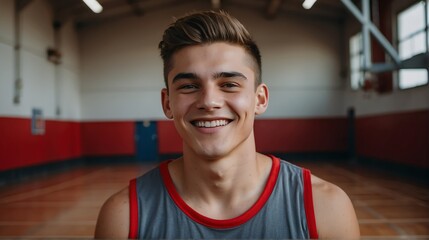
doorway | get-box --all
[135,121,159,162]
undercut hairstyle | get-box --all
[158,10,262,89]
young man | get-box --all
[95,11,360,239]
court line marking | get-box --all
[326,165,429,208]
[0,236,93,239]
[0,169,110,204]
[359,218,429,224]
[361,236,429,239]
[355,199,409,236]
[0,220,96,225]
[3,201,105,206]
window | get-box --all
[349,33,364,90]
[397,0,429,89]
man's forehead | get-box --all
[167,42,256,79]
[173,42,247,60]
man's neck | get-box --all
[168,148,272,219]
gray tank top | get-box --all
[129,155,318,239]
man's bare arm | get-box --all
[312,175,360,239]
[94,187,130,239]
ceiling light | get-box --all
[82,0,103,13]
[302,0,317,9]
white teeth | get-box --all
[194,120,229,128]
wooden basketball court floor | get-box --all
[0,159,428,239]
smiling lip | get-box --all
[191,119,232,128]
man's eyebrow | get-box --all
[172,71,247,83]
[213,71,247,80]
[172,72,199,83]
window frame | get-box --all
[396,0,429,90]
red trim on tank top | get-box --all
[129,179,139,239]
[160,155,280,229]
[303,169,319,239]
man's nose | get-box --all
[196,86,223,111]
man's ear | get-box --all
[255,84,269,115]
[161,88,173,119]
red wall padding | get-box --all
[254,118,348,153]
[356,110,429,168]
[0,117,82,171]
[2,111,427,171]
[81,121,135,156]
[157,120,182,154]
[45,120,82,161]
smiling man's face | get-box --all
[161,42,268,159]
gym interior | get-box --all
[0,0,428,238]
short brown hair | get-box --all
[159,10,262,88]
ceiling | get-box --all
[43,0,348,28]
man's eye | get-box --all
[178,84,198,90]
[222,82,239,88]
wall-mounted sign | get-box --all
[32,108,45,135]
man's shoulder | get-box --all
[106,187,129,206]
[99,187,129,221]
[311,175,360,238]
[311,174,354,216]
[94,187,130,238]
[311,175,346,199]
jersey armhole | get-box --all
[303,169,319,239]
[129,179,138,239]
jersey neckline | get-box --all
[159,155,281,229]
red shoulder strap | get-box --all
[128,179,138,239]
[303,169,318,239]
